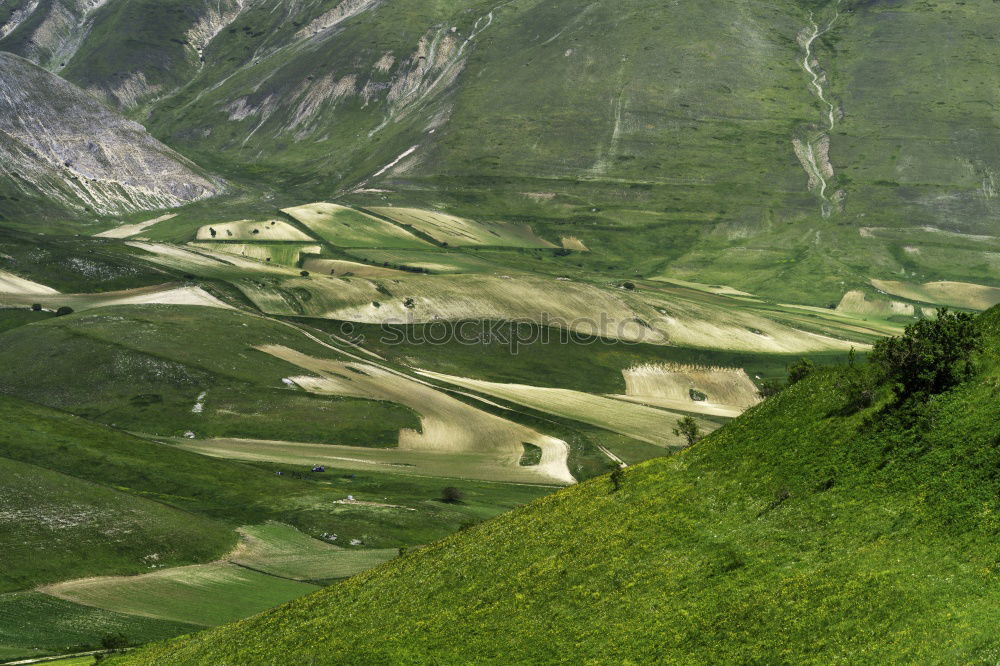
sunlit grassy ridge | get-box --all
[116,307,1000,664]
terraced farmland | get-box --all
[282,203,430,248]
[190,242,321,267]
[195,220,313,242]
[367,207,556,248]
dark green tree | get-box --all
[787,358,815,385]
[672,416,701,447]
[870,308,981,401]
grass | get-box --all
[112,306,1000,664]
[0,456,232,593]
[44,564,318,627]
[233,523,397,581]
[0,592,199,660]
[0,305,420,443]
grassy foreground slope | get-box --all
[117,308,1000,664]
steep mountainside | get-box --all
[0,52,219,222]
[115,307,1000,664]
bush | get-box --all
[757,379,784,399]
[787,358,815,385]
[441,487,463,503]
[30,303,42,311]
[869,308,981,402]
[55,306,74,316]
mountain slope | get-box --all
[115,307,1000,664]
[0,51,220,221]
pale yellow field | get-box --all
[302,258,408,278]
[195,219,314,241]
[619,363,761,417]
[257,345,575,485]
[368,207,556,248]
[232,273,858,352]
[0,269,59,295]
[560,236,589,251]
[42,562,317,627]
[0,284,232,311]
[416,369,720,447]
[871,279,1000,311]
[837,290,915,317]
[178,437,562,485]
[282,203,430,248]
[190,242,321,267]
[94,213,177,239]
[128,242,300,277]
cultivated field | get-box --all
[343,248,500,274]
[282,203,429,248]
[257,345,575,485]
[43,563,318,627]
[836,290,916,317]
[195,220,313,242]
[0,284,232,312]
[233,523,396,581]
[94,213,178,239]
[416,369,720,447]
[619,364,761,417]
[0,591,198,659]
[871,279,1000,311]
[367,207,556,248]
[0,269,59,295]
[190,242,321,267]
[302,259,408,278]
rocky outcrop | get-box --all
[0,52,220,216]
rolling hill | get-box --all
[113,306,1000,663]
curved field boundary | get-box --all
[416,369,720,448]
[256,344,575,485]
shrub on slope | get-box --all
[114,308,1000,664]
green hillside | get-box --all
[2,0,997,303]
[115,307,1000,663]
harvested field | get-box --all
[282,203,429,248]
[302,259,407,278]
[343,249,499,274]
[42,563,317,627]
[416,369,720,447]
[190,243,321,267]
[871,279,1000,311]
[0,284,232,312]
[257,345,574,485]
[620,363,761,416]
[560,236,589,251]
[0,269,59,295]
[232,523,396,581]
[195,220,313,242]
[94,214,178,239]
[233,274,860,352]
[837,290,915,317]
[651,277,754,297]
[128,242,299,277]
[368,207,556,248]
[177,438,561,485]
